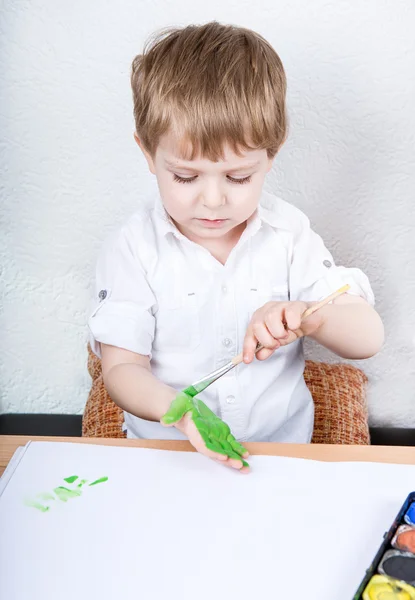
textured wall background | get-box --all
[1,1,414,425]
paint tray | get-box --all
[353,491,415,599]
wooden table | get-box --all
[2,435,415,476]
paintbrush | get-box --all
[183,283,351,398]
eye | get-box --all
[227,175,252,185]
[173,174,197,184]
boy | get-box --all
[88,22,384,472]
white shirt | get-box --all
[88,192,374,443]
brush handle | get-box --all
[231,284,350,366]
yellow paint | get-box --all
[363,574,415,599]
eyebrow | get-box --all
[164,159,261,173]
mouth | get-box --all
[196,218,229,228]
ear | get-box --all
[134,133,156,174]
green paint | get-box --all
[89,477,109,486]
[36,492,55,501]
[24,499,50,512]
[162,391,249,468]
[53,486,82,502]
[25,474,108,511]
[64,475,78,484]
[182,385,199,398]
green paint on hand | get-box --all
[53,486,82,502]
[89,476,109,486]
[162,391,249,469]
[64,475,78,484]
[77,479,88,488]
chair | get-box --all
[82,345,370,444]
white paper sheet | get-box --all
[1,441,414,600]
[0,444,26,495]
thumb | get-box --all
[255,346,277,361]
[161,391,192,426]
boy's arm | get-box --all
[243,294,383,363]
[308,294,384,359]
[101,343,177,421]
[100,343,250,471]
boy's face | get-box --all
[138,133,273,245]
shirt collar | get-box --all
[154,195,182,238]
[257,192,294,233]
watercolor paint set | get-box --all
[354,492,415,599]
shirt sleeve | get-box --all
[288,211,375,305]
[88,227,156,358]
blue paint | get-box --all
[404,502,415,526]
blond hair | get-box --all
[131,22,287,160]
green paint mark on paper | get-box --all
[64,475,78,484]
[89,477,108,486]
[24,499,50,512]
[36,492,56,502]
[25,475,108,512]
[53,486,82,502]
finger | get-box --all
[277,329,301,347]
[206,431,249,469]
[255,346,278,361]
[283,304,303,332]
[161,409,185,427]
[228,435,249,458]
[216,436,234,455]
[227,456,246,470]
[264,311,288,340]
[217,440,247,469]
[202,445,229,462]
[185,419,229,462]
[160,392,191,426]
[252,321,279,349]
[230,455,250,469]
[243,325,258,364]
[197,427,222,451]
[188,418,236,463]
[215,453,248,470]
[213,457,250,472]
[204,439,229,460]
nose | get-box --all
[201,182,225,210]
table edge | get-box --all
[2,435,415,477]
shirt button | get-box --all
[222,338,232,347]
[98,289,107,300]
[221,285,227,294]
[323,260,332,268]
[226,395,236,404]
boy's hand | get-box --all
[161,392,249,473]
[243,300,324,363]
